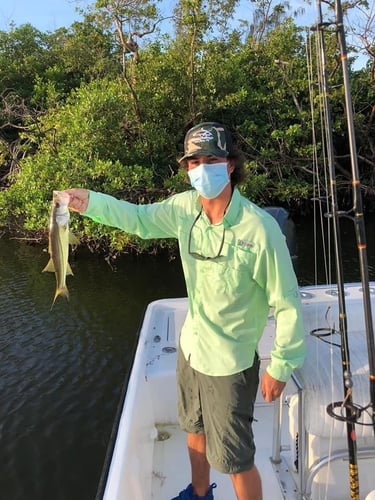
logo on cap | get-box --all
[180,122,233,161]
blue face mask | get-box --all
[188,163,230,199]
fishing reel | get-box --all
[327,400,373,425]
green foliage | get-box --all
[0,1,373,255]
[239,162,271,204]
[0,24,50,100]
[0,21,115,106]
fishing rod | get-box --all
[312,0,375,498]
[333,0,375,435]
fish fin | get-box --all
[66,262,74,276]
[51,286,69,310]
[69,232,79,245]
[42,258,55,273]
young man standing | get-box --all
[66,122,305,500]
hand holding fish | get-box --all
[64,188,89,213]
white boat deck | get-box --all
[102,284,375,500]
[151,403,294,499]
[148,300,300,499]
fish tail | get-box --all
[50,286,70,310]
[66,262,74,276]
[42,258,55,273]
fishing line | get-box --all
[307,33,338,497]
[307,27,333,287]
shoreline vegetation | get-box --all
[0,0,374,256]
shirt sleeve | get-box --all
[82,190,180,239]
[253,217,306,382]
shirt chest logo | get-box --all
[237,239,254,249]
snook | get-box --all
[43,190,79,308]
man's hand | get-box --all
[261,371,286,402]
[64,188,89,213]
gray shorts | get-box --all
[176,348,260,474]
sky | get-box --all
[0,0,367,68]
[0,0,90,32]
[1,0,316,32]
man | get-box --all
[66,122,305,500]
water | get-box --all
[0,214,374,500]
[295,214,375,285]
[0,239,186,500]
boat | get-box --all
[96,0,375,497]
[96,283,375,500]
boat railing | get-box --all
[271,371,375,499]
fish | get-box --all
[42,190,79,308]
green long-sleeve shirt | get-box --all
[83,188,306,380]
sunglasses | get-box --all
[188,210,226,260]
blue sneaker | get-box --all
[171,483,217,499]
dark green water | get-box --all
[0,238,186,500]
[0,214,374,500]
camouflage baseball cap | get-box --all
[179,122,233,162]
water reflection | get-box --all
[0,238,186,500]
[296,214,375,285]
